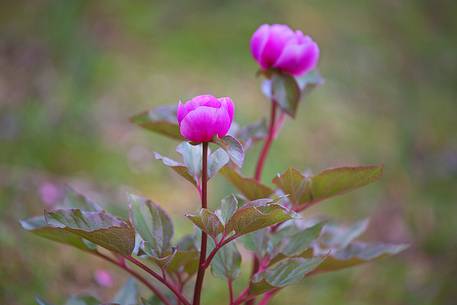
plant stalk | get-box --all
[228,280,234,305]
[94,251,173,305]
[192,142,209,305]
[248,100,278,305]
[124,255,190,305]
[254,101,278,182]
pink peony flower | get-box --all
[250,24,320,76]
[177,95,234,142]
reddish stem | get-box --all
[257,290,279,305]
[94,252,172,305]
[202,234,238,269]
[192,142,209,305]
[254,101,277,181]
[124,255,190,305]
[233,293,257,305]
[228,279,234,305]
[248,101,278,305]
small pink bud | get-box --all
[177,95,235,143]
[39,182,60,207]
[94,269,113,287]
[250,24,319,76]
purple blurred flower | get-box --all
[250,24,319,76]
[177,95,234,142]
[39,182,60,207]
[94,269,113,287]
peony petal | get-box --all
[258,24,295,69]
[214,105,231,138]
[219,97,235,122]
[177,100,186,124]
[273,36,320,76]
[250,24,270,62]
[191,94,221,108]
[180,106,219,142]
[178,95,221,125]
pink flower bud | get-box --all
[39,182,61,207]
[94,269,113,287]
[177,95,234,143]
[250,24,320,76]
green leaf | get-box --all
[112,278,138,305]
[221,167,273,200]
[130,105,183,140]
[263,73,300,118]
[279,222,325,257]
[208,148,230,178]
[211,241,241,280]
[266,257,324,286]
[219,194,239,225]
[186,209,224,239]
[272,165,383,208]
[251,257,324,294]
[176,142,202,179]
[129,194,174,258]
[320,219,369,249]
[294,70,324,95]
[21,216,93,252]
[153,152,198,187]
[241,228,271,257]
[177,234,199,251]
[155,145,228,187]
[312,242,408,273]
[234,119,268,151]
[64,296,100,305]
[63,186,101,211]
[225,199,294,236]
[214,135,244,168]
[166,249,200,275]
[45,209,135,255]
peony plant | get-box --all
[22,24,407,305]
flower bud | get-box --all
[177,95,234,143]
[250,24,319,76]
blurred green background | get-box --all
[1,0,456,304]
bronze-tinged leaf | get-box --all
[166,249,200,275]
[225,199,294,236]
[214,135,244,168]
[221,167,273,200]
[130,105,183,140]
[153,152,198,187]
[20,216,93,252]
[311,242,409,273]
[129,194,174,258]
[273,165,383,209]
[186,209,224,239]
[294,70,324,96]
[45,209,135,256]
[211,241,241,280]
[250,257,324,294]
[262,72,301,118]
[219,194,239,225]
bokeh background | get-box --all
[1,0,456,304]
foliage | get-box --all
[13,9,412,305]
